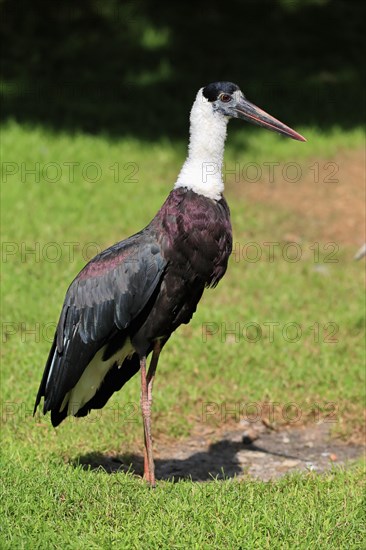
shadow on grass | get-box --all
[71,438,300,482]
[1,0,365,139]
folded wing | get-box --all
[34,232,167,422]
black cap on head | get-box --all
[202,82,240,102]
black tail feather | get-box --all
[34,349,140,427]
[33,337,57,415]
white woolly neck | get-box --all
[174,88,229,200]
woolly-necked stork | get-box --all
[34,82,305,486]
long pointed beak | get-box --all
[234,97,306,142]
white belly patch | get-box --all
[60,338,135,415]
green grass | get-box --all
[1,452,365,549]
[1,120,365,547]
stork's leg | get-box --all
[140,356,150,483]
[140,341,161,487]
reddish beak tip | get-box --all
[295,133,307,143]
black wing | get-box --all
[34,230,166,419]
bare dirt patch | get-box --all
[76,421,363,482]
[233,148,365,246]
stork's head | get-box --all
[202,81,306,142]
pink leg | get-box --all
[140,341,161,487]
[140,356,150,483]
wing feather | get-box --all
[34,232,166,418]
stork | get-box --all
[34,82,306,486]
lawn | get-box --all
[1,119,365,548]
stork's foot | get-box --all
[143,468,156,488]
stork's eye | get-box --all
[220,93,231,103]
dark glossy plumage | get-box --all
[33,80,306,486]
[34,187,232,426]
